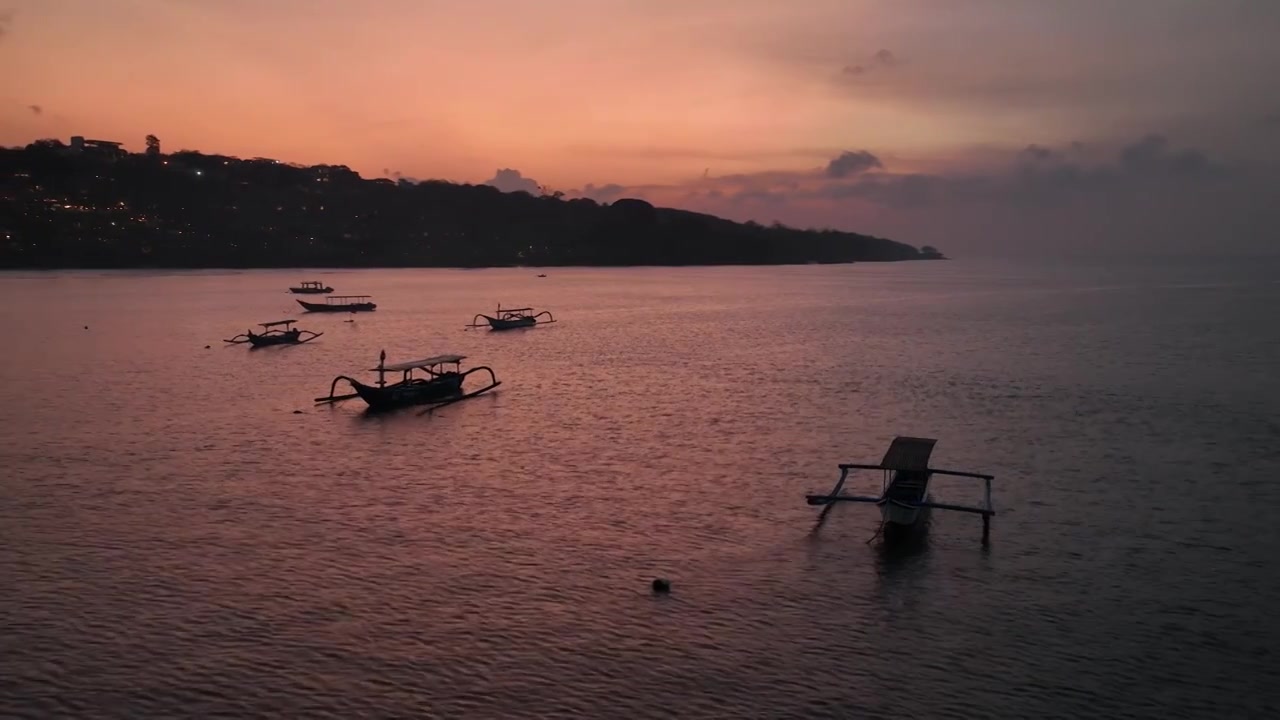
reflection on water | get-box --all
[2,261,1279,718]
[873,524,933,574]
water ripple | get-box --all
[2,263,1279,718]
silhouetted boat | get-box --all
[806,436,996,542]
[315,351,500,412]
[468,303,555,330]
[297,295,376,312]
[289,280,333,294]
[223,319,322,347]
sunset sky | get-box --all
[3,0,1279,255]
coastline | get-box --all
[0,256,946,272]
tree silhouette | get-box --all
[0,144,940,269]
[26,138,65,151]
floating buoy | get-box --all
[292,410,303,414]
[204,345,211,349]
[651,578,671,594]
[83,325,89,330]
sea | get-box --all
[1,258,1278,719]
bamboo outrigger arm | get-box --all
[416,366,502,415]
[315,375,362,404]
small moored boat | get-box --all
[297,295,377,313]
[223,319,323,347]
[315,351,501,412]
[289,281,334,294]
[806,436,996,542]
[467,303,555,330]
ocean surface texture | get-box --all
[2,260,1277,719]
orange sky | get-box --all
[4,0,1279,253]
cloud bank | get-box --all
[568,133,1279,257]
[484,168,540,194]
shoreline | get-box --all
[0,256,946,272]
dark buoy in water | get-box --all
[292,410,303,414]
[651,578,671,594]
[83,325,89,330]
[205,345,211,349]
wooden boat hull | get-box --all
[486,315,536,330]
[880,468,931,526]
[290,287,333,294]
[297,299,376,312]
[350,375,464,411]
[880,499,931,526]
[248,330,301,347]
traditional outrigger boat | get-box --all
[289,280,334,294]
[467,303,555,330]
[297,295,377,313]
[315,351,501,412]
[806,436,996,541]
[223,319,323,347]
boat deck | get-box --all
[884,470,930,503]
[880,437,937,504]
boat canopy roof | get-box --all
[260,319,295,327]
[377,354,466,372]
[298,280,325,285]
[329,295,371,300]
[879,436,937,471]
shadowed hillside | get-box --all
[0,140,943,268]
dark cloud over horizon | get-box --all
[806,135,1233,211]
[580,133,1278,256]
[842,48,901,77]
[577,182,626,203]
[825,150,883,178]
[484,168,540,194]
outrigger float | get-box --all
[315,351,500,412]
[467,304,555,330]
[297,295,377,313]
[806,436,996,542]
[289,280,334,294]
[223,319,323,347]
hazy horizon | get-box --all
[4,0,1279,257]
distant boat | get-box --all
[289,280,334,294]
[467,303,555,330]
[297,295,377,312]
[222,319,322,347]
[806,436,996,541]
[315,351,501,412]
[536,273,547,278]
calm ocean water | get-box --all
[1,259,1278,719]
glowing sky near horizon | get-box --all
[4,0,1280,254]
